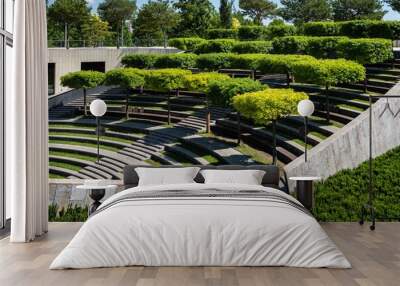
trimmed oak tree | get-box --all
[144,69,192,125]
[104,68,145,118]
[60,71,106,116]
[233,88,308,164]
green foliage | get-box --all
[339,20,400,39]
[239,0,277,25]
[305,36,349,58]
[194,39,238,54]
[272,36,393,63]
[206,28,238,39]
[133,0,180,45]
[81,15,112,47]
[303,20,400,39]
[238,25,268,40]
[174,0,215,37]
[331,0,385,21]
[104,68,145,89]
[144,69,192,91]
[121,54,159,69]
[196,53,235,70]
[97,0,136,32]
[168,37,207,51]
[314,146,400,221]
[49,203,88,222]
[60,70,105,89]
[337,38,393,64]
[154,53,199,69]
[291,59,366,86]
[272,36,311,54]
[257,54,316,74]
[208,78,265,107]
[232,41,273,54]
[229,54,268,70]
[279,0,332,26]
[232,88,308,122]
[220,0,234,28]
[303,22,341,36]
[183,72,231,92]
[266,23,297,39]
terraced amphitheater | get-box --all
[48,58,400,180]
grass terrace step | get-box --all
[366,73,399,81]
[216,118,304,157]
[281,116,339,137]
[78,168,106,179]
[49,143,143,166]
[83,166,114,179]
[366,67,400,76]
[165,144,209,165]
[313,108,354,125]
[49,166,90,179]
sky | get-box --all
[80,0,400,21]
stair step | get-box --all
[84,166,113,179]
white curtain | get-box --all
[9,0,49,242]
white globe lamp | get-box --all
[298,99,315,117]
[90,99,107,163]
[297,99,315,162]
[90,99,107,117]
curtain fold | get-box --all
[9,0,49,242]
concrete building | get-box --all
[48,47,180,95]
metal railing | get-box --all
[48,37,169,49]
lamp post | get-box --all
[90,99,107,163]
[297,99,315,162]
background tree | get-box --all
[47,0,91,48]
[239,0,277,25]
[220,0,234,28]
[61,71,106,116]
[174,0,215,37]
[280,0,332,25]
[133,0,180,47]
[97,0,136,48]
[330,0,386,21]
[82,15,112,47]
[386,0,400,12]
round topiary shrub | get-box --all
[232,41,273,54]
[196,53,235,71]
[183,73,231,92]
[207,78,265,107]
[206,29,238,39]
[194,39,238,54]
[154,53,199,69]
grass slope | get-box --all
[314,146,400,221]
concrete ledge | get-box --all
[284,81,400,190]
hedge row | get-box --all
[233,89,308,122]
[303,20,400,39]
[168,36,392,64]
[272,36,393,64]
[205,25,296,41]
[314,145,400,222]
[121,53,366,87]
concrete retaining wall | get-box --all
[49,179,123,209]
[284,82,400,191]
[49,47,180,95]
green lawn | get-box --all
[49,140,120,152]
[49,151,97,162]
[314,146,400,221]
[49,132,133,144]
[49,161,82,172]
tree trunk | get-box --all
[237,112,241,146]
[325,84,330,124]
[116,28,120,49]
[83,88,87,116]
[272,120,277,165]
[206,97,211,133]
[64,22,69,49]
[125,94,129,119]
[167,93,171,125]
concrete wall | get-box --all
[284,82,400,190]
[48,47,180,95]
